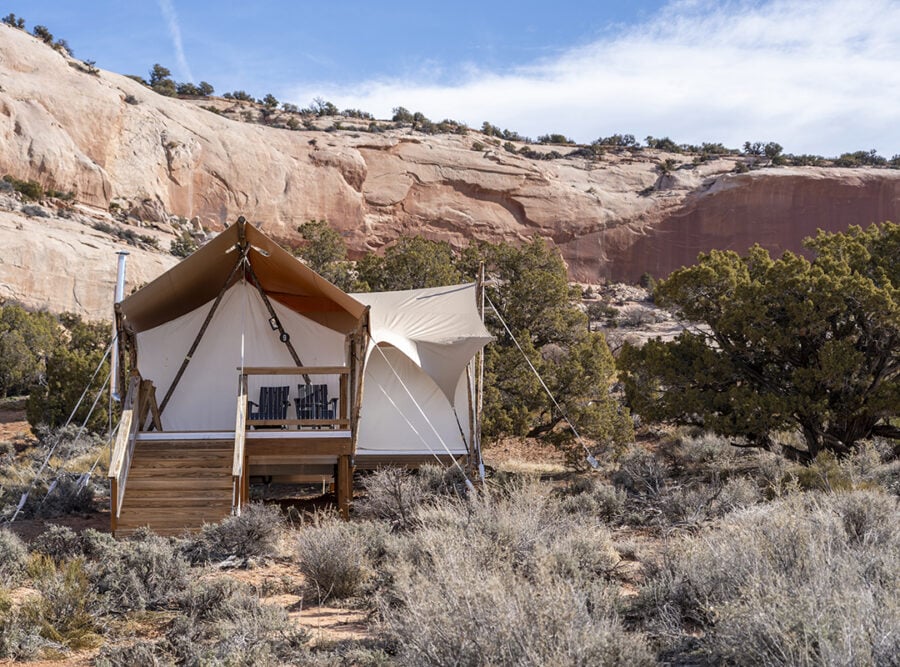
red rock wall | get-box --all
[564,171,900,283]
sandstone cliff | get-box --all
[1,23,898,317]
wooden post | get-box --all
[242,451,250,505]
[110,479,118,535]
[337,455,352,519]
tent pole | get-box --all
[476,262,486,477]
[465,363,476,475]
[349,307,370,454]
[337,454,352,519]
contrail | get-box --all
[158,0,194,82]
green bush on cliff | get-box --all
[2,175,44,201]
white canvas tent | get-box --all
[109,219,492,535]
[353,284,493,466]
[109,219,371,530]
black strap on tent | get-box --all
[156,239,247,417]
[243,256,311,385]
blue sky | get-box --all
[6,1,900,156]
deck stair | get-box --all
[114,439,234,537]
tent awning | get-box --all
[352,283,493,403]
[118,219,368,334]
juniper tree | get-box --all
[619,223,900,461]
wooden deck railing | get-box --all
[109,376,138,529]
[109,377,161,531]
[238,366,351,430]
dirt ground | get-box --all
[0,398,32,443]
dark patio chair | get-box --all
[295,383,338,425]
[248,385,290,428]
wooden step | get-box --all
[133,449,232,458]
[122,488,231,500]
[125,479,233,492]
[117,506,233,525]
[128,469,232,480]
[115,440,236,536]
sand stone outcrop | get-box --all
[0,207,177,319]
[2,23,899,318]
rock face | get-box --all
[576,168,900,282]
[0,206,178,319]
[1,23,899,312]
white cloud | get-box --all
[285,0,900,156]
[158,0,194,83]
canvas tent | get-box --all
[116,218,369,433]
[108,218,491,534]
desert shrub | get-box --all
[556,476,626,523]
[788,450,856,492]
[356,467,428,529]
[291,641,392,666]
[94,639,166,667]
[23,556,102,650]
[383,573,652,666]
[660,483,723,527]
[671,430,737,468]
[34,423,106,461]
[296,518,372,601]
[713,476,761,512]
[356,465,466,530]
[543,525,621,580]
[659,477,760,527]
[92,529,190,612]
[30,524,80,561]
[169,229,198,257]
[78,528,117,560]
[30,525,115,563]
[0,530,27,585]
[613,445,670,498]
[2,175,43,200]
[412,483,621,583]
[0,589,44,660]
[181,502,282,564]
[21,204,50,218]
[378,484,649,666]
[34,473,98,518]
[166,578,307,666]
[636,491,900,664]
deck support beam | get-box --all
[337,454,352,519]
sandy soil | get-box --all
[0,399,32,443]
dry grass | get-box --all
[1,413,898,664]
[636,490,900,665]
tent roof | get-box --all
[352,283,493,403]
[118,219,368,334]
